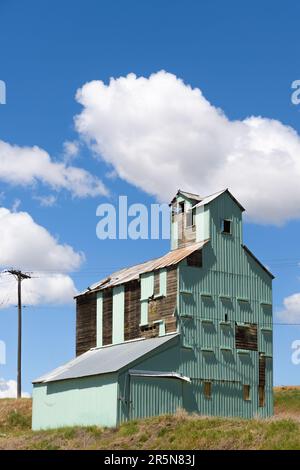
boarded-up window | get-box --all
[259,354,266,407]
[187,250,202,267]
[204,381,212,398]
[124,280,141,341]
[235,324,258,350]
[102,289,113,346]
[243,384,251,401]
[140,323,158,339]
[258,385,265,407]
[76,293,97,356]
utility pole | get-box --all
[6,270,31,398]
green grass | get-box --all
[0,388,300,450]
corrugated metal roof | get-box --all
[77,240,209,296]
[170,189,202,204]
[33,334,179,384]
[193,189,245,212]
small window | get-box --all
[258,385,265,407]
[225,313,228,322]
[186,208,196,227]
[187,250,202,267]
[178,201,185,213]
[243,384,251,401]
[235,324,258,351]
[221,219,231,234]
[204,381,212,399]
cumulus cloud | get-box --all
[0,272,77,308]
[0,208,83,272]
[75,70,300,225]
[277,293,300,324]
[0,140,107,198]
[0,378,30,398]
[0,207,83,307]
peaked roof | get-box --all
[193,189,245,212]
[170,189,202,204]
[33,334,179,384]
[77,239,209,297]
[242,244,275,279]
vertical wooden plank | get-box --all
[76,293,97,356]
[102,289,113,346]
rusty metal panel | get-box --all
[77,240,208,296]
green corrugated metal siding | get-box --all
[117,340,181,423]
[34,191,273,429]
[32,373,118,430]
[176,191,273,418]
[129,377,182,420]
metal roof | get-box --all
[170,189,202,204]
[242,244,275,279]
[77,240,209,296]
[33,334,179,384]
[193,189,245,212]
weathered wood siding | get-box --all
[76,293,96,356]
[145,266,177,337]
[76,267,177,353]
[235,324,258,351]
[173,209,196,249]
[103,289,113,346]
[124,280,141,341]
[153,271,160,296]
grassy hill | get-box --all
[0,387,300,450]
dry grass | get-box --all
[0,388,300,450]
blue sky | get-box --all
[1,0,300,394]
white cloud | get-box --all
[278,293,300,324]
[0,272,77,308]
[76,70,300,225]
[0,378,30,398]
[0,140,107,198]
[0,207,83,307]
[0,208,83,272]
[33,194,57,207]
[63,140,80,162]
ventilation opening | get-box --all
[243,384,251,401]
[258,385,265,407]
[204,381,212,399]
[221,219,231,234]
[179,201,185,213]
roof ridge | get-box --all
[76,240,209,297]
